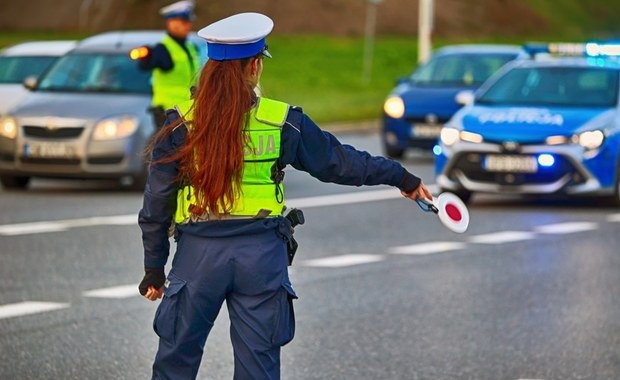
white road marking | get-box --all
[0,188,439,237]
[0,222,69,236]
[533,222,598,234]
[389,241,467,255]
[82,284,139,299]
[0,301,69,320]
[0,215,137,236]
[78,215,137,226]
[607,213,620,222]
[468,231,537,244]
[301,254,384,268]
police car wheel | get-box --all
[441,187,472,204]
[0,175,30,189]
[384,145,405,159]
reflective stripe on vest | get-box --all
[174,97,290,224]
[152,35,200,110]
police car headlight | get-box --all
[440,127,461,146]
[575,130,605,150]
[93,116,139,140]
[460,131,483,143]
[0,116,17,139]
[384,96,405,119]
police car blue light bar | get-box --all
[523,42,620,57]
[585,42,620,57]
[548,43,586,55]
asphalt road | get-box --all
[1,130,619,380]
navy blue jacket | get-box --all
[139,105,422,268]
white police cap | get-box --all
[197,12,273,61]
[159,0,194,20]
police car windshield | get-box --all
[0,56,58,84]
[411,53,517,87]
[38,52,152,94]
[477,66,619,107]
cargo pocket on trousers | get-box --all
[152,273,187,346]
[271,282,298,347]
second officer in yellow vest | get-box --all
[138,12,434,380]
[136,0,201,127]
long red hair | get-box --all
[148,57,257,218]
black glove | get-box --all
[138,267,166,296]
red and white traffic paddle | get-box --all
[416,192,470,233]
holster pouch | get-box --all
[284,209,304,266]
[287,237,298,266]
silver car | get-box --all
[0,31,206,190]
[0,40,77,115]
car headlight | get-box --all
[384,96,405,119]
[460,131,483,143]
[545,135,569,145]
[575,130,605,150]
[93,116,139,140]
[0,116,17,139]
[440,127,460,146]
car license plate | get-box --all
[24,142,76,158]
[484,155,538,173]
[411,123,442,138]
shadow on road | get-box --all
[470,193,617,211]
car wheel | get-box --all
[130,173,148,192]
[385,145,405,159]
[440,187,472,204]
[0,175,31,189]
[121,167,148,192]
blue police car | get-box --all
[434,42,620,205]
[382,44,525,158]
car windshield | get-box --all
[38,52,152,94]
[0,56,58,84]
[477,66,619,107]
[411,53,517,87]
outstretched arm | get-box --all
[280,108,426,195]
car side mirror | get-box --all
[23,76,38,91]
[455,90,474,106]
[395,76,409,85]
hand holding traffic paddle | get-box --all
[416,192,470,233]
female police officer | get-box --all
[138,12,433,380]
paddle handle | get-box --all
[417,198,439,214]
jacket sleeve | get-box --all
[138,112,186,268]
[137,43,174,72]
[279,108,421,193]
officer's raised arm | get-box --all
[279,108,432,199]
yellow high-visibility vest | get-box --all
[152,35,200,110]
[174,97,290,223]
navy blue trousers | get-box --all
[151,226,297,380]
